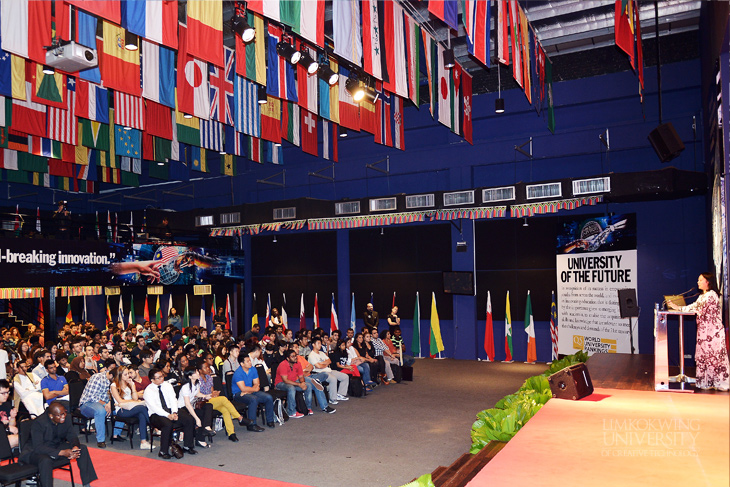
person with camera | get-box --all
[52,201,72,239]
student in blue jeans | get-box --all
[77,364,116,448]
[231,355,274,431]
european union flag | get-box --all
[116,126,141,158]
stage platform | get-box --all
[466,354,729,487]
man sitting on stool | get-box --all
[21,402,98,487]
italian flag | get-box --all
[505,291,513,361]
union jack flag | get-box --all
[209,46,235,125]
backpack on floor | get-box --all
[348,375,365,397]
[295,390,309,415]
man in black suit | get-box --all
[20,402,97,487]
[363,303,379,331]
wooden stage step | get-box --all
[430,441,507,487]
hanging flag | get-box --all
[67,1,121,24]
[66,296,73,323]
[318,57,339,123]
[296,41,318,115]
[186,0,223,66]
[299,293,306,330]
[330,293,339,332]
[177,24,210,119]
[200,119,224,152]
[260,96,282,143]
[313,293,320,329]
[437,44,452,129]
[76,10,102,84]
[281,293,288,330]
[520,7,532,104]
[463,69,473,145]
[428,0,458,31]
[615,0,635,68]
[13,80,48,138]
[451,63,462,135]
[350,293,356,331]
[359,93,377,135]
[141,40,176,109]
[144,295,150,322]
[106,210,113,242]
[550,291,559,362]
[121,0,178,49]
[509,1,523,88]
[200,295,207,331]
[429,292,444,356]
[404,13,420,107]
[246,0,280,22]
[546,56,555,134]
[525,290,536,363]
[76,80,109,123]
[301,108,318,156]
[362,0,382,79]
[106,296,112,324]
[422,31,436,118]
[338,66,360,131]
[183,294,190,329]
[0,1,52,65]
[393,95,405,150]
[209,46,235,125]
[114,91,145,131]
[505,291,513,361]
[497,1,510,65]
[99,21,141,96]
[144,100,173,140]
[332,0,362,67]
[322,120,338,161]
[465,0,491,68]
[635,0,644,92]
[374,87,393,147]
[265,24,297,101]
[234,76,261,137]
[265,293,271,327]
[46,78,78,145]
[382,1,408,98]
[128,294,135,326]
[235,11,266,85]
[485,291,495,361]
[156,295,161,328]
[31,63,66,109]
[281,101,300,146]
[226,294,232,330]
[115,126,141,158]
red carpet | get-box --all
[53,448,313,487]
[467,388,729,487]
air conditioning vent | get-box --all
[406,194,435,209]
[194,285,212,295]
[195,215,214,226]
[572,177,611,195]
[335,201,361,215]
[273,207,296,220]
[443,190,475,206]
[526,182,562,200]
[220,212,241,224]
[147,285,164,295]
[482,186,515,203]
[369,197,397,212]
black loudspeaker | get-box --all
[617,288,639,318]
[648,122,685,163]
[548,363,594,400]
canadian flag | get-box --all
[301,109,318,156]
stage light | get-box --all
[496,64,504,114]
[257,84,267,104]
[232,15,255,43]
[299,50,319,75]
[523,217,529,227]
[443,47,455,69]
[345,76,364,102]
[125,31,138,51]
[42,65,55,75]
[318,62,338,86]
[276,40,301,65]
[339,127,348,138]
[495,98,505,114]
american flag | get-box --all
[550,291,559,361]
[209,46,235,125]
[114,91,145,130]
[47,77,77,145]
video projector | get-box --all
[45,41,98,72]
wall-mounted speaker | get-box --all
[648,122,685,163]
[617,288,639,318]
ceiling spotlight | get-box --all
[495,98,505,114]
[42,65,55,75]
[318,62,338,86]
[232,15,255,43]
[183,113,193,119]
[257,84,267,104]
[124,31,138,51]
[443,47,455,69]
[345,76,364,102]
[339,127,348,138]
[299,50,319,75]
[360,85,378,104]
[219,150,227,155]
[523,217,529,227]
[123,125,133,131]
[157,160,165,166]
[276,40,301,65]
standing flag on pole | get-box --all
[392,292,396,308]
[155,296,161,329]
[13,205,19,233]
[412,292,421,357]
[330,293,339,332]
[38,297,44,327]
[299,293,306,330]
[106,210,112,242]
[106,296,112,324]
[429,292,444,357]
[144,296,150,321]
[128,294,135,327]
[525,290,537,363]
[550,291,558,362]
[183,294,190,329]
[265,293,271,327]
[66,296,73,323]
[95,211,100,239]
[200,295,207,331]
[484,291,495,361]
[167,294,173,327]
[313,293,319,329]
[118,295,124,324]
[129,212,134,243]
[211,294,216,326]
[82,296,87,322]
[36,207,41,233]
[350,293,356,331]
[250,293,258,329]
[225,294,231,330]
[504,291,513,361]
[114,213,118,243]
[281,294,288,330]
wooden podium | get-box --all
[654,305,696,393]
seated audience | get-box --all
[0,379,19,448]
[308,338,349,404]
[144,368,196,459]
[40,359,69,407]
[231,354,275,432]
[109,365,151,450]
[177,366,215,448]
[199,362,250,440]
[78,364,115,448]
[13,360,44,416]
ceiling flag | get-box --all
[362,0,382,80]
[465,0,491,68]
[235,10,266,85]
[142,40,176,109]
[0,1,52,65]
[296,41,319,115]
[338,66,360,131]
[428,0,458,31]
[404,13,420,108]
[234,76,261,137]
[463,70,473,145]
[332,0,362,67]
[436,43,452,129]
[209,46,235,126]
[177,24,210,120]
[121,0,178,49]
[301,108,317,156]
[99,21,141,96]
[497,1,510,65]
[186,0,223,66]
[382,1,408,98]
[114,91,145,131]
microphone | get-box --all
[662,288,696,308]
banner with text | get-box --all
[556,214,637,355]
